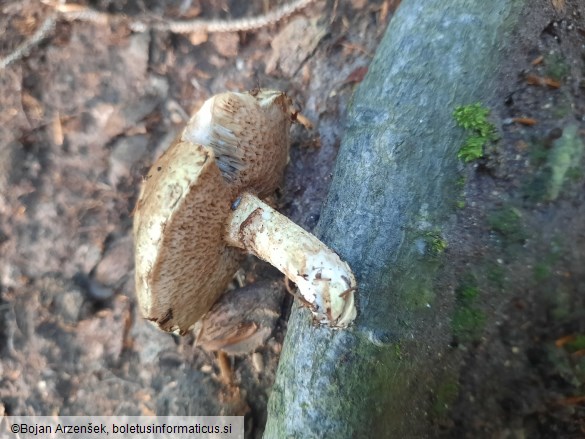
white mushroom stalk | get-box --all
[226,193,357,328]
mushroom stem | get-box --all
[225,193,357,328]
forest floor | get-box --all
[436,1,585,437]
[0,0,583,438]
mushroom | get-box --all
[196,280,285,355]
[133,89,357,336]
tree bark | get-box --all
[265,1,526,437]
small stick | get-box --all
[217,351,232,386]
[0,15,57,70]
[1,0,317,69]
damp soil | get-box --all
[436,2,585,437]
[0,1,584,438]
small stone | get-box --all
[93,236,134,289]
[87,280,115,301]
[131,309,177,364]
[189,30,208,46]
[39,275,84,324]
[0,140,25,192]
[210,33,239,58]
[200,364,213,374]
[268,339,282,354]
[108,136,149,187]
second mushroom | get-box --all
[133,89,357,336]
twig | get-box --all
[59,0,317,33]
[0,15,57,70]
[1,0,317,69]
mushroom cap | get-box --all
[133,140,241,334]
[196,280,285,355]
[182,89,296,197]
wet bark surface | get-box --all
[266,0,585,437]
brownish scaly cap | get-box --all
[182,89,297,197]
[133,141,241,334]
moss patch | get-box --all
[533,263,551,282]
[551,93,574,119]
[396,228,448,310]
[544,52,570,81]
[432,377,460,419]
[423,230,448,258]
[393,343,404,360]
[452,281,486,343]
[453,103,497,162]
[455,176,466,208]
[486,261,506,290]
[546,343,584,388]
[487,206,526,242]
[551,286,571,321]
[565,335,585,353]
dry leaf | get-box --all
[512,117,538,126]
[531,55,544,65]
[379,0,401,23]
[525,73,561,88]
[188,30,208,46]
[49,112,63,146]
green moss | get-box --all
[487,262,505,290]
[544,53,570,81]
[393,265,436,311]
[458,137,485,162]
[532,237,563,284]
[393,227,448,311]
[453,103,497,162]
[394,343,404,360]
[424,230,448,257]
[566,165,584,182]
[487,206,525,242]
[545,343,583,388]
[452,308,486,341]
[432,377,460,419]
[456,176,466,188]
[452,279,485,343]
[551,286,571,321]
[403,285,435,309]
[551,96,573,119]
[566,335,585,353]
[455,176,467,208]
[457,284,479,301]
[529,138,550,167]
[396,229,446,309]
[533,263,551,282]
[453,104,491,133]
[362,345,423,436]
